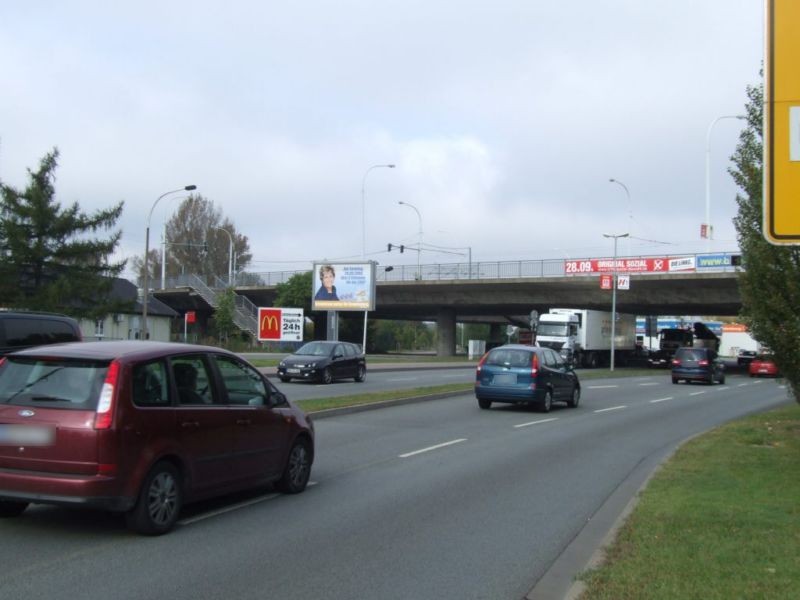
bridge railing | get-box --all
[238,252,740,285]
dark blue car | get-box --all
[474,344,580,412]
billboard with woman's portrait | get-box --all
[311,262,376,311]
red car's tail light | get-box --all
[531,353,539,375]
[94,360,120,430]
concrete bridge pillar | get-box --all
[437,307,456,356]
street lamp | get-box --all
[361,164,395,258]
[360,164,395,353]
[142,185,196,339]
[609,178,632,254]
[213,227,235,286]
[704,115,746,248]
[398,200,423,279]
[603,232,629,372]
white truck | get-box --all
[536,308,638,368]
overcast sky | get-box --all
[0,1,764,279]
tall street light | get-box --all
[213,227,234,286]
[360,164,395,353]
[609,178,632,254]
[142,185,196,338]
[603,232,629,372]
[398,200,423,279]
[704,115,745,249]
[361,164,395,258]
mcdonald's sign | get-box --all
[257,307,304,342]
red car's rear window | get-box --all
[0,357,110,410]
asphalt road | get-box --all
[0,373,790,600]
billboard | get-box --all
[311,262,376,311]
[565,257,695,274]
[257,308,304,342]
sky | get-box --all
[0,1,765,281]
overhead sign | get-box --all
[764,0,800,243]
[311,262,377,312]
[258,308,304,342]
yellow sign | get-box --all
[765,0,800,243]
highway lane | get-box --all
[0,374,790,600]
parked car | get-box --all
[0,341,314,535]
[737,349,757,367]
[278,341,366,384]
[749,354,779,377]
[0,310,82,356]
[671,347,725,385]
[474,344,580,412]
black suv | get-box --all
[0,311,82,356]
[671,347,725,385]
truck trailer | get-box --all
[536,308,637,368]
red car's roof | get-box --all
[8,340,234,361]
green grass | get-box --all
[578,403,800,599]
[295,382,473,413]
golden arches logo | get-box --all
[261,314,279,332]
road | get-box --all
[0,373,790,600]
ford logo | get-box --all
[18,409,35,418]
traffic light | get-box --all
[400,245,405,253]
[388,243,393,252]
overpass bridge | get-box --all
[153,252,742,356]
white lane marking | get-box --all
[638,382,660,387]
[514,417,559,429]
[690,391,706,396]
[753,380,764,384]
[399,438,467,458]
[588,385,619,389]
[715,387,728,392]
[737,383,748,387]
[649,397,672,404]
[594,405,626,413]
[178,482,319,526]
[387,377,419,382]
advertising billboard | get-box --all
[257,308,304,342]
[311,262,377,312]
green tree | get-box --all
[0,148,127,318]
[731,77,800,401]
[213,287,238,344]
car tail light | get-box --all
[94,360,120,430]
[672,359,681,366]
[476,353,489,373]
[0,357,5,369]
[698,359,709,366]
[531,353,539,375]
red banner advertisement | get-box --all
[565,256,696,275]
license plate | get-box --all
[492,373,516,385]
[287,368,301,374]
[0,424,55,446]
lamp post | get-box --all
[398,200,423,279]
[142,185,196,339]
[361,164,395,258]
[360,164,395,353]
[704,115,746,249]
[609,178,632,254]
[213,227,234,286]
[603,232,629,372]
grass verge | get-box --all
[295,383,473,413]
[578,402,800,599]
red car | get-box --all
[749,354,779,377]
[0,341,314,535]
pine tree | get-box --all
[0,148,127,319]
